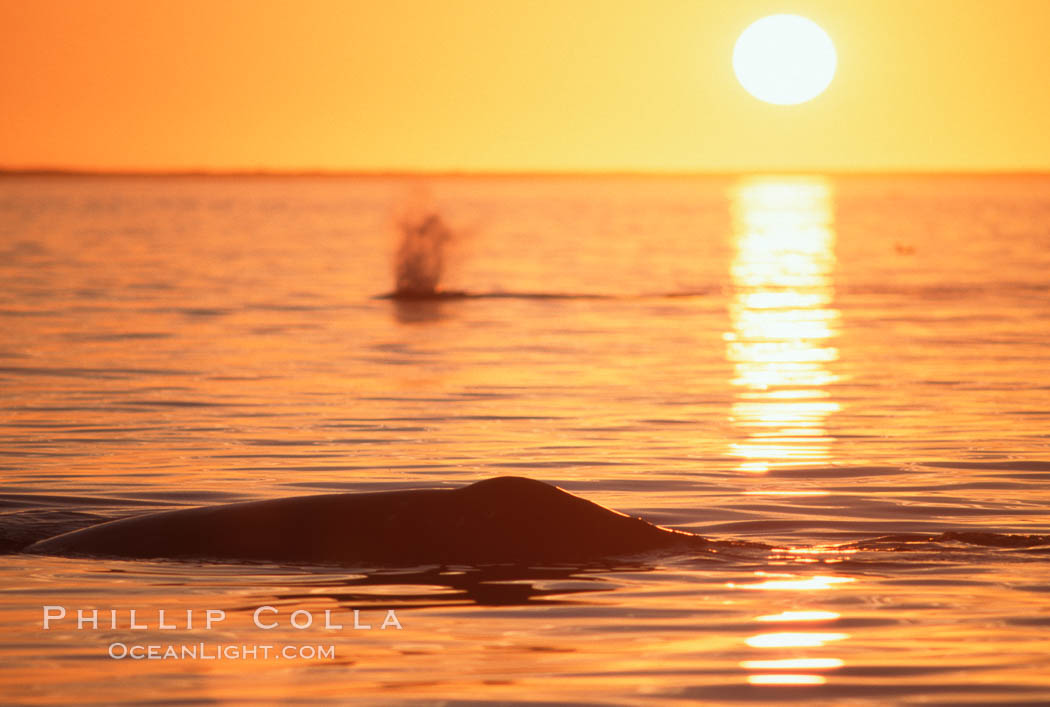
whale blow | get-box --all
[26,477,708,567]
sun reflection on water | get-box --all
[746,674,828,685]
[729,573,854,591]
[755,610,840,622]
[732,570,853,688]
[725,177,841,473]
[741,658,845,670]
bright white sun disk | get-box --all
[733,15,837,105]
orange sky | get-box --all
[2,0,1049,173]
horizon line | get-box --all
[3,166,1050,178]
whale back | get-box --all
[26,477,700,566]
[429,476,689,563]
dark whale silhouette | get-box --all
[26,477,710,566]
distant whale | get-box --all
[26,477,710,566]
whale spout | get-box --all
[26,477,708,567]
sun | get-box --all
[733,14,837,105]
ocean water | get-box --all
[0,174,1048,704]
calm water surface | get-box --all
[1,174,1048,704]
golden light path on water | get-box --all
[725,177,840,474]
[718,178,854,688]
[730,572,855,687]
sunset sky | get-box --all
[2,0,1049,173]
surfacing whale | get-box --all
[26,477,710,566]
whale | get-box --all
[26,477,711,567]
